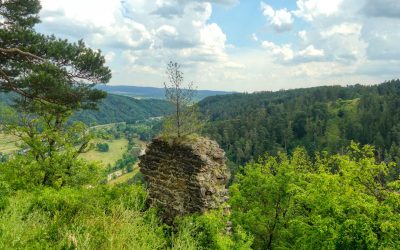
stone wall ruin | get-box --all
[139,136,229,222]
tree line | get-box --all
[200,80,400,170]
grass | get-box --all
[79,138,129,168]
[108,167,140,186]
[0,133,20,154]
[90,122,126,130]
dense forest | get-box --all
[200,80,400,167]
[72,94,173,125]
[0,92,174,125]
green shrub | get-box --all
[96,142,109,152]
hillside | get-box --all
[72,94,173,125]
[199,80,400,166]
[0,93,174,125]
[96,85,232,100]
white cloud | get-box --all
[362,0,400,19]
[262,41,324,63]
[262,41,294,61]
[261,1,293,32]
[36,0,244,90]
[321,23,362,38]
[293,0,344,21]
[298,30,307,41]
[34,0,400,91]
[105,52,116,62]
[298,45,325,57]
[361,18,400,60]
[152,0,238,18]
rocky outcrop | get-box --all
[139,136,229,223]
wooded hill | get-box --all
[199,80,400,167]
[0,93,174,125]
[72,94,173,125]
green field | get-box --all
[107,167,140,186]
[0,133,20,154]
[79,138,129,167]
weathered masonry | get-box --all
[139,137,229,222]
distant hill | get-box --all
[96,85,232,101]
[0,93,174,125]
[72,94,173,125]
[199,80,400,165]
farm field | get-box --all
[0,133,20,154]
[79,138,129,167]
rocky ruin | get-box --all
[139,136,230,222]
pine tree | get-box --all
[0,0,111,186]
[162,61,203,138]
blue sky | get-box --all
[36,0,400,91]
[210,1,302,47]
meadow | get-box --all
[0,133,19,154]
[79,138,129,168]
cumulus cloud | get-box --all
[361,18,400,60]
[262,41,325,63]
[298,30,307,41]
[362,0,400,19]
[293,0,344,21]
[36,0,245,90]
[152,0,238,18]
[38,1,226,61]
[298,45,325,57]
[260,1,293,32]
[35,0,400,91]
[262,41,294,61]
[320,23,362,38]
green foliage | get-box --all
[0,0,40,28]
[0,151,102,190]
[0,0,113,190]
[162,61,204,138]
[0,185,167,249]
[96,142,109,152]
[172,210,253,250]
[1,0,111,113]
[0,182,245,249]
[71,94,174,126]
[109,152,138,173]
[230,144,400,249]
[0,181,10,210]
[200,80,400,167]
[161,105,205,139]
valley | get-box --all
[1,1,400,248]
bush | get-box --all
[96,142,109,152]
[0,152,102,190]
